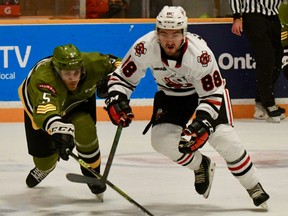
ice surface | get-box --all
[0,120,287,215]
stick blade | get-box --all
[66,173,105,187]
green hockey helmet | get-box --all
[52,44,83,72]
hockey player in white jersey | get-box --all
[105,6,269,209]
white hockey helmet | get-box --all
[156,6,188,33]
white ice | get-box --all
[0,120,288,216]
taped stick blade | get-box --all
[66,173,105,187]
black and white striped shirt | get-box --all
[229,0,283,19]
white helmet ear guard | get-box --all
[156,6,188,33]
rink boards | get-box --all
[0,19,287,122]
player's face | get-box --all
[157,29,184,57]
[59,68,81,91]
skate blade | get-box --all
[203,162,216,199]
[260,202,268,211]
[253,115,268,120]
[266,116,281,123]
[96,193,104,202]
[253,112,268,120]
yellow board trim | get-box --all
[1,104,287,122]
[0,18,233,25]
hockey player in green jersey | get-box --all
[279,0,288,78]
[18,44,121,199]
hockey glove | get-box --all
[105,91,134,127]
[179,120,212,154]
[48,121,75,161]
[96,74,110,99]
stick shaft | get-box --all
[102,123,123,181]
[67,149,103,180]
[67,150,154,216]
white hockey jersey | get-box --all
[108,30,232,123]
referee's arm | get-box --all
[229,0,242,19]
[229,0,243,36]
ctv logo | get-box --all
[218,53,256,70]
[0,46,31,68]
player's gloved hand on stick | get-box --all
[179,119,213,154]
[105,91,134,127]
[48,121,75,160]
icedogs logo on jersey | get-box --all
[197,51,211,67]
[163,74,192,89]
[134,41,147,57]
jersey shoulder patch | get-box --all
[38,84,57,94]
[134,41,147,57]
[132,31,157,58]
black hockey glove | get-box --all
[179,118,214,154]
[105,91,134,127]
[48,121,75,161]
[96,74,111,99]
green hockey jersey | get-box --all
[18,52,121,131]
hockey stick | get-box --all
[67,122,123,186]
[67,150,154,216]
[102,122,123,181]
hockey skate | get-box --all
[254,103,286,123]
[87,183,107,202]
[265,105,285,123]
[81,166,107,201]
[247,183,270,211]
[26,165,55,188]
[253,103,268,120]
[194,155,216,199]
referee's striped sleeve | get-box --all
[229,0,282,19]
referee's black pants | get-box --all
[243,13,283,108]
